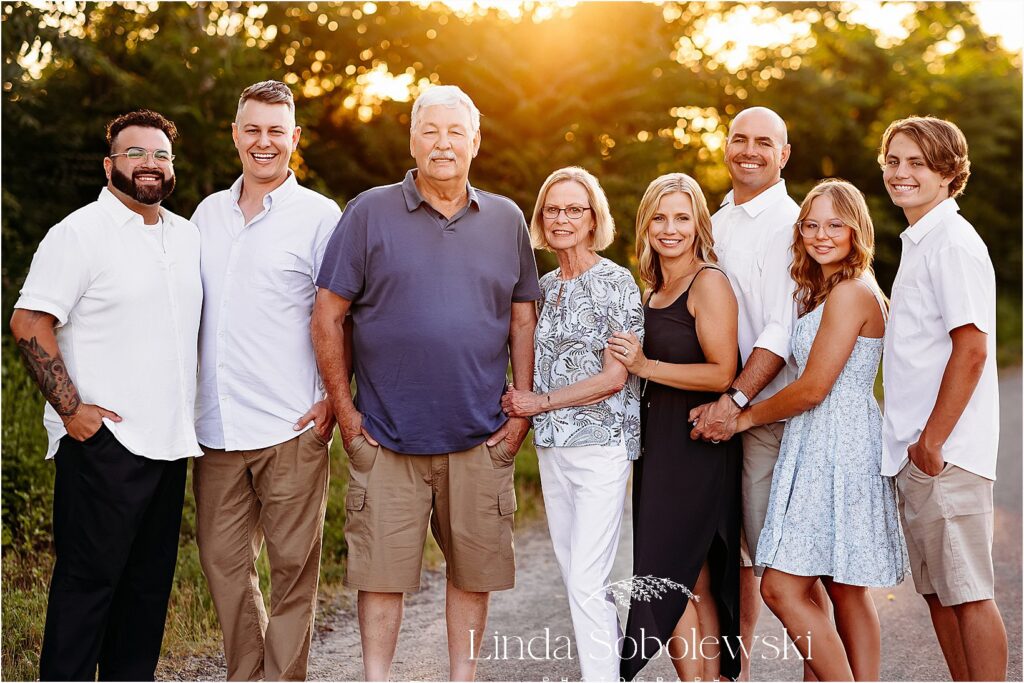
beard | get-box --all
[110,166,176,205]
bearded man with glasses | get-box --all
[10,109,202,681]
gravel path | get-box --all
[165,370,1021,681]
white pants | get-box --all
[537,444,632,682]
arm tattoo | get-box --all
[16,336,82,417]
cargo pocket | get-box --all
[498,488,517,560]
[346,486,366,512]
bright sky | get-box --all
[972,0,1023,51]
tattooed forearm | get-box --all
[16,336,82,417]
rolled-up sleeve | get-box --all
[15,223,91,326]
[752,226,797,360]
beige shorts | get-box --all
[897,461,995,606]
[739,422,784,575]
[343,436,517,593]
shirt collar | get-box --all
[230,171,298,208]
[401,169,480,213]
[721,179,789,218]
[901,198,960,244]
[97,186,166,227]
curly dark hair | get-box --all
[105,109,178,150]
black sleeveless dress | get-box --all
[620,267,741,681]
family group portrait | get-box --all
[1,1,1021,682]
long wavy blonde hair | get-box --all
[791,179,885,316]
[635,173,716,292]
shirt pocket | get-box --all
[251,254,313,293]
[889,284,927,341]
[722,248,758,295]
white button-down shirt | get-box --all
[882,198,999,479]
[15,188,203,461]
[192,173,342,450]
[711,180,800,404]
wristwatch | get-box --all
[726,387,749,409]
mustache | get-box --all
[429,152,456,161]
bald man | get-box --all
[690,107,826,679]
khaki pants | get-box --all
[739,422,785,575]
[194,428,330,681]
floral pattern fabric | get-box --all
[532,258,645,459]
[755,287,909,587]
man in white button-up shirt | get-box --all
[190,80,341,682]
[11,110,202,681]
[689,107,824,680]
[880,116,1006,681]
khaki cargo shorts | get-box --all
[897,461,995,607]
[343,436,517,593]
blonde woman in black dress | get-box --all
[608,173,741,681]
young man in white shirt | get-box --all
[880,115,1006,681]
[190,80,341,681]
[689,107,829,680]
[11,110,202,681]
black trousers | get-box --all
[39,426,187,682]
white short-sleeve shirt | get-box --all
[192,173,342,450]
[711,180,800,404]
[882,198,999,479]
[15,188,203,461]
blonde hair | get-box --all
[791,179,886,315]
[528,167,615,252]
[635,173,716,292]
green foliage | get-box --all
[1,339,52,552]
[2,2,1018,318]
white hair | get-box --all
[410,85,481,133]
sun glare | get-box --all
[415,0,576,23]
[684,4,815,73]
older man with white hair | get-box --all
[312,85,541,681]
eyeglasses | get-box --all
[109,147,175,163]
[796,219,848,238]
[542,205,592,220]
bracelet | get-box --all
[641,360,660,396]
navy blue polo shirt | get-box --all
[317,169,541,454]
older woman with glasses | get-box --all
[501,167,643,682]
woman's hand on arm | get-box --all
[607,331,651,376]
[507,343,630,417]
[501,385,547,418]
